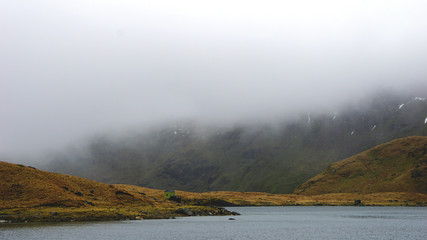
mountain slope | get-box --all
[0,161,151,209]
[0,161,237,222]
[4,161,425,223]
[294,136,427,195]
[45,91,427,193]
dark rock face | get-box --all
[174,207,239,217]
[169,196,182,203]
[411,169,424,179]
[175,208,193,216]
[115,190,133,196]
[354,199,362,206]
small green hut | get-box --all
[164,190,176,200]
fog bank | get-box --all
[1,1,427,158]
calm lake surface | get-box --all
[1,206,426,240]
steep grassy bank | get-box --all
[0,161,233,222]
[294,136,427,195]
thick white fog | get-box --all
[1,0,427,158]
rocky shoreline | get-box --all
[0,206,239,223]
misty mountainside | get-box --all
[45,92,427,193]
[294,136,427,195]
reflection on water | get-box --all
[1,207,426,240]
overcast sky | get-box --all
[1,0,427,157]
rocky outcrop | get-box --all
[174,207,239,217]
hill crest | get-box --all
[294,136,427,195]
[0,161,153,209]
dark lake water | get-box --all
[1,206,426,240]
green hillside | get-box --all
[45,92,427,193]
[294,136,427,195]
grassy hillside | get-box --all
[119,185,427,207]
[1,160,426,223]
[0,161,233,222]
[294,136,427,195]
[0,161,148,209]
[45,92,427,193]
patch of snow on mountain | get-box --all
[371,125,376,131]
[414,97,426,101]
[425,117,427,124]
[174,131,177,135]
[351,130,355,135]
[332,112,337,120]
[398,104,405,109]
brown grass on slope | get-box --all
[1,141,426,224]
[0,162,233,222]
[0,161,155,209]
[117,184,427,207]
[294,136,427,195]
